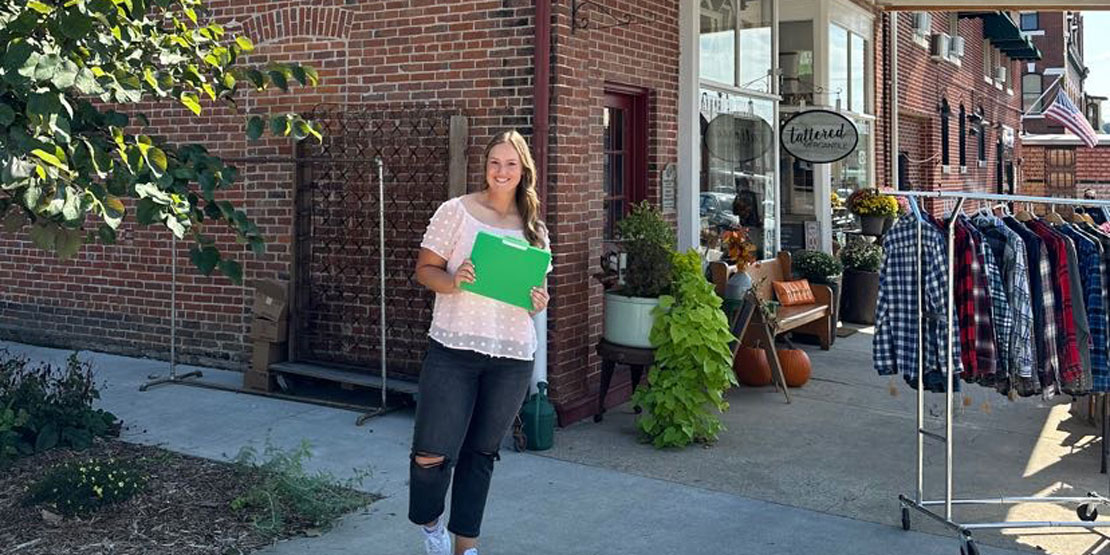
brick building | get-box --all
[1018,11,1087,135]
[1,1,1098,426]
[890,10,1035,205]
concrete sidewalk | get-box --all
[1,340,1024,554]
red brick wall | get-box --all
[1021,143,1110,202]
[545,1,680,424]
[0,1,540,368]
[894,12,1023,213]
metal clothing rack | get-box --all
[889,190,1110,555]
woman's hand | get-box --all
[452,259,476,292]
[529,286,549,315]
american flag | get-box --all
[1043,92,1100,148]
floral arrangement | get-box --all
[720,226,758,272]
[839,240,884,273]
[830,191,844,211]
[846,188,900,218]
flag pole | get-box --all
[1022,74,1065,118]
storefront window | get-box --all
[780,21,814,106]
[829,24,869,114]
[700,1,736,85]
[700,0,773,93]
[699,89,777,261]
[831,119,872,242]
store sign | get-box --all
[704,113,774,163]
[781,110,859,164]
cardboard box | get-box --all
[253,279,289,322]
[251,341,287,372]
[250,316,288,342]
[243,370,276,392]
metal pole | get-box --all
[378,156,387,412]
[356,156,390,425]
[916,211,924,506]
[140,233,203,391]
[945,198,965,521]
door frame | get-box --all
[604,83,649,212]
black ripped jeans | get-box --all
[408,340,533,539]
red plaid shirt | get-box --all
[1027,220,1083,388]
[957,219,998,381]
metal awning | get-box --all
[958,12,1041,60]
[877,1,1110,9]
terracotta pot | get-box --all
[778,348,812,387]
[734,346,772,387]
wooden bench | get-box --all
[709,252,835,402]
[710,252,834,350]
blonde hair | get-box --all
[483,130,546,248]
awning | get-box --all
[958,12,1041,60]
[877,1,1110,9]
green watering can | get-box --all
[520,381,555,451]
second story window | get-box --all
[1020,12,1039,31]
[1022,74,1043,112]
[959,105,967,168]
[940,99,951,167]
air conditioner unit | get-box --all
[913,12,932,34]
[930,33,951,61]
[949,36,966,58]
[994,66,1007,82]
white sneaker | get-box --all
[421,519,451,555]
[462,550,478,555]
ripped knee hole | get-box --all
[413,452,446,468]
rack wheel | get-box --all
[901,507,911,531]
[1078,503,1099,522]
[960,539,979,555]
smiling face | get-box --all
[485,142,523,194]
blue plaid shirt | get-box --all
[974,216,1035,380]
[874,216,963,387]
[972,221,1012,380]
[1061,225,1109,391]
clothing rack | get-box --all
[889,190,1110,555]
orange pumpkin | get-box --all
[734,345,772,387]
[778,348,812,387]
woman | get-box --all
[410,130,550,555]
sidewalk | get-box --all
[1,340,1026,554]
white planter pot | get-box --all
[603,292,660,349]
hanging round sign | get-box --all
[704,113,774,164]
[780,109,859,164]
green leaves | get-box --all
[633,250,737,449]
[179,91,201,115]
[247,115,265,140]
[2,0,322,284]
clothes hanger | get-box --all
[1015,201,1034,222]
[907,195,924,222]
[1045,204,1065,225]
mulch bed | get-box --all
[0,438,376,554]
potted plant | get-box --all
[719,226,758,304]
[603,202,674,349]
[791,249,844,333]
[838,240,883,325]
[632,250,737,448]
[847,188,900,236]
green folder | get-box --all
[460,230,551,310]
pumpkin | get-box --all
[734,345,772,387]
[778,348,812,387]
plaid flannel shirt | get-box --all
[953,222,980,379]
[961,220,998,380]
[974,223,1013,380]
[1062,225,1110,391]
[988,219,1035,379]
[1027,220,1084,390]
[1036,246,1061,391]
[874,216,963,385]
